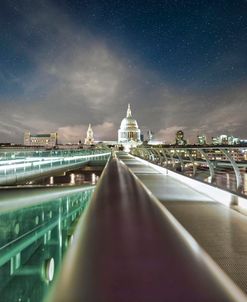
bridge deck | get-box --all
[118,152,247,293]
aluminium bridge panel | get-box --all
[118,152,247,294]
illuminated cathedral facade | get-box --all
[118,104,141,150]
[84,124,94,145]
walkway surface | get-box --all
[118,152,247,294]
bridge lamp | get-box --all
[43,258,55,283]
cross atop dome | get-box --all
[127,104,132,117]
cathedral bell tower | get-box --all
[84,124,94,145]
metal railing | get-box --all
[131,146,247,195]
[0,185,94,302]
[47,157,247,302]
[0,148,107,161]
[0,149,111,185]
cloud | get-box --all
[93,122,116,141]
[57,125,86,143]
[157,126,186,143]
[57,122,115,143]
[1,1,247,145]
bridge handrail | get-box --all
[47,157,247,302]
[132,146,245,193]
[0,148,110,162]
[0,150,111,185]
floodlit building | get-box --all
[175,130,187,145]
[228,135,240,145]
[197,134,207,145]
[84,124,94,145]
[212,136,221,145]
[24,132,57,147]
[211,134,240,145]
[118,104,141,150]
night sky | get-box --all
[1,0,247,143]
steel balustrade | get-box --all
[0,149,105,161]
[221,149,243,192]
[198,149,216,183]
[188,149,197,176]
[0,150,111,185]
[131,146,246,194]
[0,186,95,301]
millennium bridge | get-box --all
[1,146,247,301]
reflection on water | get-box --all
[0,187,94,302]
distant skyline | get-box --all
[0,0,247,144]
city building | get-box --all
[24,131,57,147]
[118,104,141,150]
[240,139,247,145]
[206,149,245,162]
[228,135,240,145]
[84,124,94,145]
[211,134,240,145]
[197,135,207,145]
[175,130,187,145]
[212,136,221,145]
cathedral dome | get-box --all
[120,104,139,130]
[118,104,141,150]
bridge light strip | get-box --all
[0,152,111,173]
